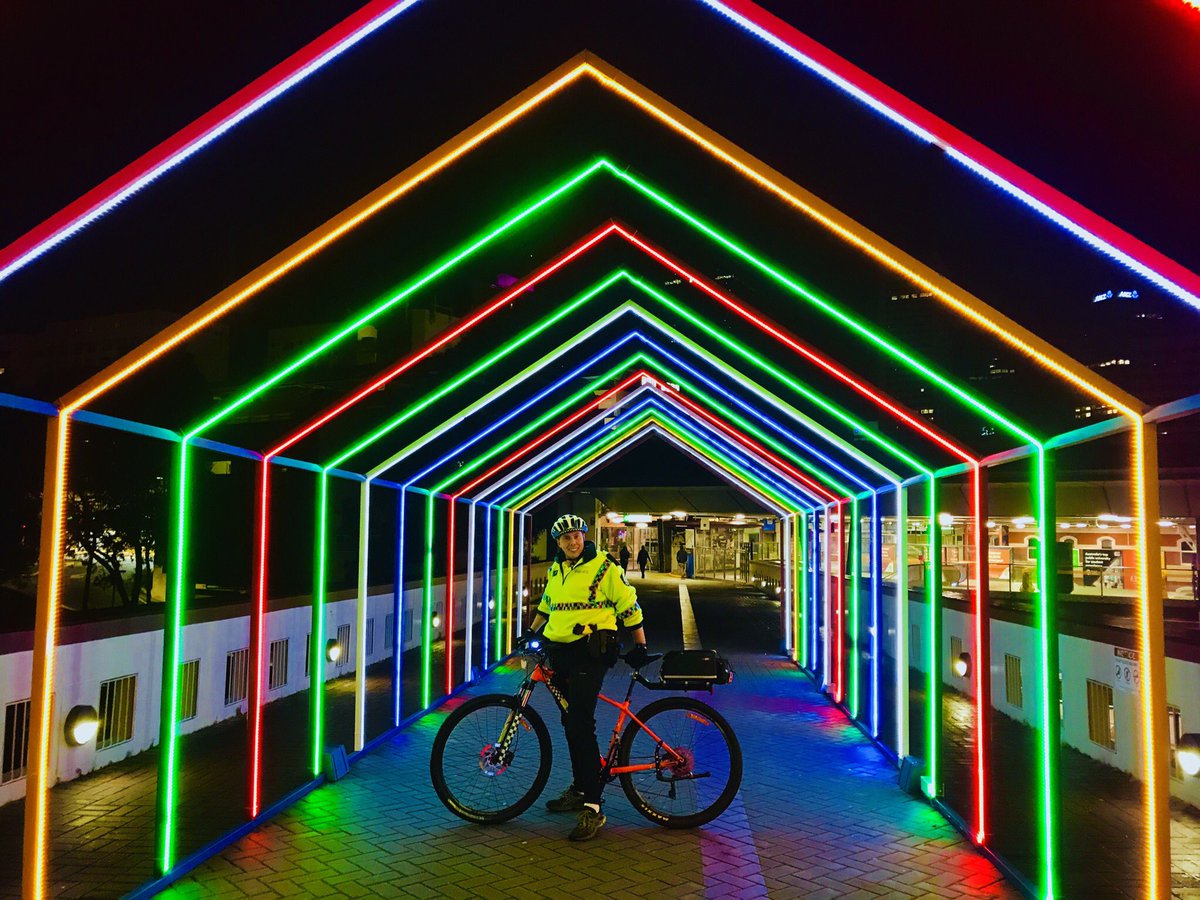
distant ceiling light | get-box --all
[734,513,745,520]
[937,513,954,527]
[1157,520,1176,528]
[625,514,653,524]
[774,586,781,594]
[985,521,997,529]
[522,588,529,597]
[606,511,623,521]
[64,705,100,747]
[1098,513,1120,522]
[661,514,673,521]
[1120,523,1133,530]
[671,511,687,519]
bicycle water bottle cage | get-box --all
[655,650,734,692]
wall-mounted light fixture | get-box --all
[325,639,342,663]
[954,652,971,678]
[64,705,100,747]
[1178,734,1200,777]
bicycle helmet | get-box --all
[550,514,588,540]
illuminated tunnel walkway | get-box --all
[164,577,1015,899]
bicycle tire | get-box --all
[617,696,742,829]
[430,693,552,824]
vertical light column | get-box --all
[247,464,270,817]
[310,474,329,776]
[465,502,477,684]
[781,515,792,653]
[822,504,832,691]
[354,481,370,751]
[896,485,909,759]
[973,465,992,844]
[871,491,882,737]
[1134,422,1169,898]
[444,500,456,695]
[1035,450,1060,899]
[506,510,516,655]
[516,514,526,642]
[482,505,491,669]
[421,495,435,708]
[850,496,861,718]
[393,488,406,726]
[923,478,942,799]
[494,511,504,663]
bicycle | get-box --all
[430,639,742,829]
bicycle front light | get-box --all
[529,639,541,650]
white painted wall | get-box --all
[0,572,483,807]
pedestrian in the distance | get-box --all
[676,544,688,577]
[637,545,651,579]
[618,543,630,573]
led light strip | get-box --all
[695,0,1200,313]
[25,56,1155,885]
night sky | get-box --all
[2,0,1198,490]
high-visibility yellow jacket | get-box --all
[537,542,642,643]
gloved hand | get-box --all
[625,644,651,669]
[518,629,543,649]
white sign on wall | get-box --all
[1114,647,1140,694]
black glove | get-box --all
[518,628,543,649]
[625,644,651,669]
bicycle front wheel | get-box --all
[618,696,742,828]
[430,694,552,824]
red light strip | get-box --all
[446,375,833,693]
[244,222,986,828]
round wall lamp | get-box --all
[325,638,342,663]
[1178,734,1200,777]
[64,705,100,747]
[953,652,971,678]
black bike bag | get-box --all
[658,649,733,691]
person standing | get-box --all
[637,545,651,579]
[527,514,649,841]
[618,542,630,573]
[676,544,688,577]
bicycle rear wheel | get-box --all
[430,694,552,824]
[618,696,742,828]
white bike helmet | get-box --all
[550,514,589,539]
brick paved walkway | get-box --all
[166,580,1016,898]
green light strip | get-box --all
[166,158,1050,878]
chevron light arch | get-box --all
[16,49,1174,900]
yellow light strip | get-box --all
[33,51,1163,896]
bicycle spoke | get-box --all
[623,704,737,822]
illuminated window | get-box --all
[97,674,137,750]
[268,639,289,690]
[2,699,31,784]
[179,660,200,722]
[1086,679,1116,750]
[1005,655,1023,708]
[336,624,351,667]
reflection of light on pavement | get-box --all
[944,690,974,731]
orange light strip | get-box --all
[30,53,1160,896]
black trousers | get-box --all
[547,637,613,804]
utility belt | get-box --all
[571,622,618,660]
